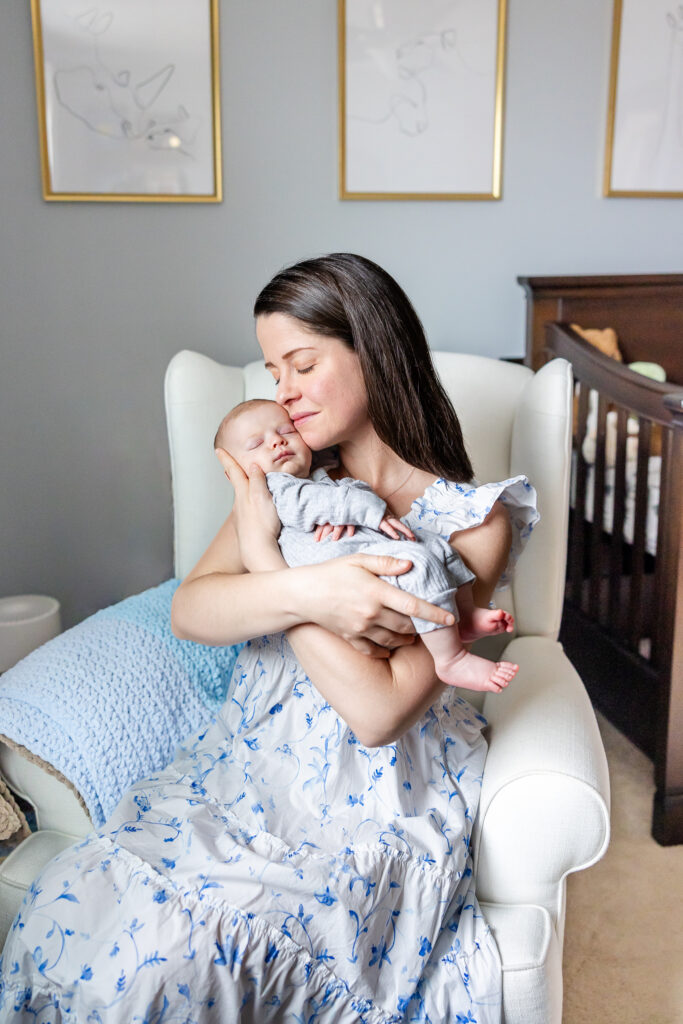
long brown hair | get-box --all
[253,253,473,482]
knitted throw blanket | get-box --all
[0,580,242,828]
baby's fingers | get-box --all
[379,520,401,540]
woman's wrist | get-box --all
[243,541,286,574]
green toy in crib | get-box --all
[628,361,666,382]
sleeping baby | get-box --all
[214,399,519,694]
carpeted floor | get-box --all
[562,711,683,1023]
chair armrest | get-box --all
[472,636,610,928]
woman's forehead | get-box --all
[257,312,340,366]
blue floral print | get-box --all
[0,478,537,1022]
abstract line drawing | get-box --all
[605,0,683,196]
[340,0,507,200]
[349,27,488,139]
[54,9,198,158]
[31,0,222,202]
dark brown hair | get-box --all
[253,253,473,481]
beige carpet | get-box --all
[562,712,683,1023]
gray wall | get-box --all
[1,0,681,628]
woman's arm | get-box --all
[452,501,512,606]
[172,454,454,651]
[286,621,445,748]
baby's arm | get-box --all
[268,474,387,533]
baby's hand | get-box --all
[379,517,415,541]
[314,523,356,542]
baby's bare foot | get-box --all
[459,607,514,644]
[435,650,518,692]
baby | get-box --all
[215,399,519,694]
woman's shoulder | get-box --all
[405,474,539,538]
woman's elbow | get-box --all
[170,584,192,640]
[351,714,405,749]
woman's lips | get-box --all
[291,412,317,426]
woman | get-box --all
[1,255,528,1023]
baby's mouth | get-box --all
[273,450,294,463]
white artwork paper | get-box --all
[35,0,219,198]
[343,0,504,197]
[609,1,683,194]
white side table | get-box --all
[0,595,61,673]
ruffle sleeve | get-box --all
[404,475,540,589]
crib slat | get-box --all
[651,429,670,667]
[627,417,652,646]
[608,406,629,632]
[570,382,590,606]
[589,393,609,620]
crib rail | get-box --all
[546,323,683,675]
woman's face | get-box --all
[257,313,369,451]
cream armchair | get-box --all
[0,350,609,1024]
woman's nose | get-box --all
[275,370,300,406]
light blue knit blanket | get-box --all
[0,580,242,827]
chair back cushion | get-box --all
[165,350,571,638]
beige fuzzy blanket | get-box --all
[0,772,31,845]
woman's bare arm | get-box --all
[286,621,445,748]
[452,501,512,606]
[171,509,454,650]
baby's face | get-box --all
[223,404,312,477]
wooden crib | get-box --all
[518,274,683,845]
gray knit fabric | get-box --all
[266,469,474,633]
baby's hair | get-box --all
[214,398,280,450]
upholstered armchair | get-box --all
[0,350,609,1024]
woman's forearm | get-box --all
[286,622,444,747]
[172,560,313,646]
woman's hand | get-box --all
[296,553,454,658]
[215,448,282,572]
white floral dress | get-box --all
[0,477,538,1024]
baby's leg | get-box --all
[421,624,518,693]
[455,583,514,644]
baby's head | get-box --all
[214,399,313,478]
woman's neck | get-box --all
[336,433,435,511]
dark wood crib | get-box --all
[518,274,683,845]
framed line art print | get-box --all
[339,0,507,200]
[30,0,222,202]
[604,0,683,197]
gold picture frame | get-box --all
[339,0,507,200]
[31,0,222,202]
[604,0,683,198]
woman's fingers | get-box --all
[345,637,393,658]
[215,448,247,489]
[347,553,455,627]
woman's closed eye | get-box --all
[270,365,315,386]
